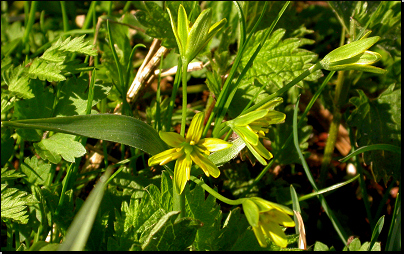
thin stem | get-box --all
[180,58,189,137]
[22,1,38,54]
[190,176,243,206]
[60,1,70,33]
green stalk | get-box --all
[82,1,97,30]
[60,1,70,33]
[155,54,164,131]
[180,57,189,137]
[190,176,243,206]
[165,59,182,131]
[22,1,38,53]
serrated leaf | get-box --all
[1,184,37,224]
[20,156,51,185]
[142,211,202,251]
[41,35,97,63]
[27,58,66,82]
[347,84,401,183]
[34,133,86,164]
[1,167,26,182]
[2,64,34,99]
[232,28,322,114]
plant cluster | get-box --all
[1,1,401,251]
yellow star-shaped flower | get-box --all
[148,112,232,194]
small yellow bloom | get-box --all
[148,112,232,194]
[242,197,295,248]
[226,98,286,165]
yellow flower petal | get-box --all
[159,131,185,147]
[242,199,260,227]
[252,225,268,248]
[198,138,232,152]
[261,220,288,248]
[267,209,296,228]
[253,140,273,160]
[186,112,204,143]
[174,155,192,194]
[148,148,183,166]
[251,197,294,215]
[232,109,268,126]
[235,125,259,146]
[190,151,220,178]
[244,140,267,166]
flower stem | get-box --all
[180,58,189,137]
[190,176,244,206]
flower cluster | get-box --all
[242,197,295,248]
[148,112,232,194]
[226,97,286,165]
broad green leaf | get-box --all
[33,133,86,164]
[347,84,401,183]
[208,137,246,167]
[20,156,51,185]
[2,114,168,156]
[1,184,37,224]
[54,75,112,116]
[142,211,202,251]
[58,168,112,251]
[313,241,330,251]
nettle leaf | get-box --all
[54,75,112,116]
[33,133,86,164]
[232,28,322,114]
[142,211,202,251]
[1,184,37,224]
[184,177,222,250]
[347,84,401,183]
[27,58,66,82]
[2,64,34,99]
[267,105,312,165]
[20,156,51,185]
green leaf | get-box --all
[2,64,34,99]
[368,215,384,251]
[347,84,401,183]
[1,184,37,224]
[14,80,54,141]
[208,137,246,167]
[33,133,86,164]
[141,211,202,251]
[232,28,322,114]
[41,35,97,63]
[54,75,112,116]
[20,156,51,185]
[184,177,222,250]
[58,168,112,251]
[2,114,168,156]
[27,58,66,82]
[1,167,26,182]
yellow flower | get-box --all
[242,197,295,248]
[148,112,232,194]
[226,98,286,165]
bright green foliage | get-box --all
[33,133,86,164]
[348,84,401,183]
[0,167,34,224]
[232,28,322,113]
[20,156,51,185]
[1,64,34,99]
[41,35,97,63]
